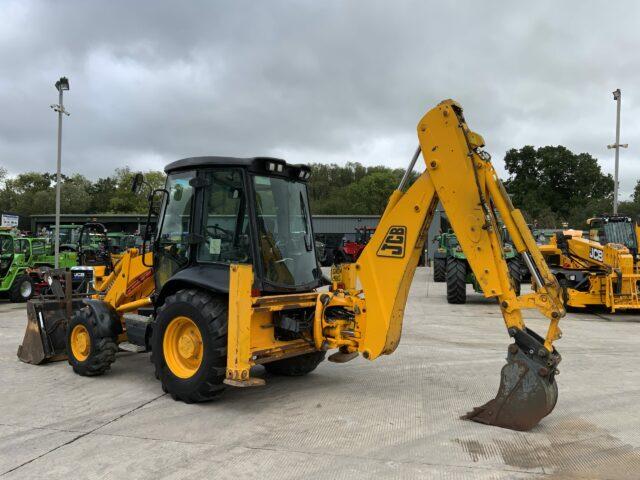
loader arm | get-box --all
[321,100,566,430]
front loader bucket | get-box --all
[17,297,84,364]
[462,330,560,431]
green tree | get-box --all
[88,176,118,213]
[504,145,614,227]
[343,171,400,214]
[108,167,165,213]
[632,180,640,204]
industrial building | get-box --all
[30,209,447,260]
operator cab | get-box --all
[153,156,321,298]
[587,215,638,257]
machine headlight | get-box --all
[265,159,286,173]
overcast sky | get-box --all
[1,1,639,197]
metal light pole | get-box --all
[50,77,70,268]
[607,89,627,215]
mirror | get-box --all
[131,173,144,194]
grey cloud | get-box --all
[1,0,638,196]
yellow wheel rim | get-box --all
[70,324,91,362]
[163,316,203,379]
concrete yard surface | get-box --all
[2,267,640,479]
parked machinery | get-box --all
[432,230,522,303]
[0,233,76,302]
[332,226,376,263]
[540,215,640,312]
[19,100,566,431]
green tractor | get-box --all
[433,231,522,304]
[0,233,77,302]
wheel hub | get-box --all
[178,332,200,359]
[163,316,203,379]
[70,324,91,361]
[20,280,32,298]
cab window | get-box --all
[32,240,47,255]
[198,169,252,264]
[14,239,28,255]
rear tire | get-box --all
[507,259,522,296]
[10,275,34,302]
[263,351,326,376]
[66,307,117,376]
[446,259,467,304]
[152,289,227,403]
[433,258,446,282]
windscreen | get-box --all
[253,175,319,287]
[603,222,637,250]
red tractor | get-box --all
[332,226,376,263]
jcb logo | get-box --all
[589,247,604,262]
[377,226,406,258]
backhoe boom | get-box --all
[322,100,566,430]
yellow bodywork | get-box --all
[540,231,640,312]
[224,100,565,385]
[91,247,155,334]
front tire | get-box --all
[433,258,446,282]
[10,275,34,302]
[66,307,117,376]
[264,351,326,376]
[152,289,227,403]
[446,259,467,304]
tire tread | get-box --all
[153,289,227,403]
[446,258,467,304]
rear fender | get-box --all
[156,265,229,308]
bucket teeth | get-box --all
[462,333,560,431]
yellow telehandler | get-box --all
[18,99,565,431]
[539,215,640,312]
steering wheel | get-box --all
[206,225,233,240]
[275,257,294,264]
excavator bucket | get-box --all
[462,330,560,431]
[17,270,83,365]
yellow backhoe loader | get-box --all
[18,100,565,431]
[17,246,154,368]
[540,215,640,312]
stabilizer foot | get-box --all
[223,377,266,387]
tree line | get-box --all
[0,167,165,218]
[0,145,637,229]
[503,145,638,228]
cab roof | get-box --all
[165,156,286,174]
